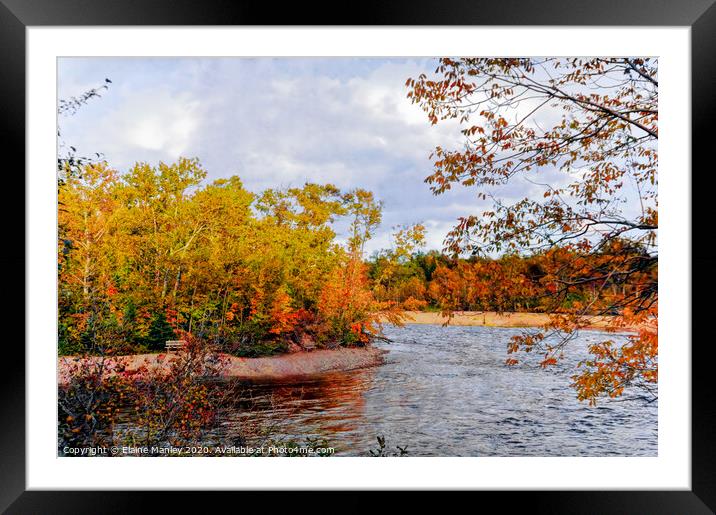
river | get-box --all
[213,324,657,456]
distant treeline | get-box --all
[367,245,656,315]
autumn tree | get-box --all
[342,189,383,256]
[407,58,658,403]
[57,79,114,353]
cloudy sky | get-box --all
[58,57,545,255]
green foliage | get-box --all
[58,321,85,356]
[145,311,176,351]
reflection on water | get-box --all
[212,325,657,456]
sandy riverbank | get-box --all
[399,311,617,330]
[58,346,387,386]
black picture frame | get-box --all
[2,0,714,512]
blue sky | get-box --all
[57,57,552,255]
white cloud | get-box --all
[111,91,201,159]
[57,57,516,253]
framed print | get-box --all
[3,0,715,511]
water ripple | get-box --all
[215,324,657,456]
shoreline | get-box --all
[399,310,621,330]
[58,311,630,385]
[58,346,387,386]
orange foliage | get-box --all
[407,58,658,403]
[572,306,658,404]
[318,255,403,346]
[268,286,299,335]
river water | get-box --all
[215,324,657,457]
